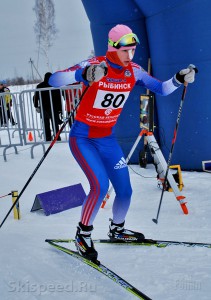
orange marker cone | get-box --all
[28,131,33,141]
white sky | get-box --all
[0,0,94,80]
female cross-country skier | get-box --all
[49,24,196,261]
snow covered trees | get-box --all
[33,0,58,70]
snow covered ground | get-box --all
[0,85,211,299]
[0,140,211,300]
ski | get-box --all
[94,239,211,248]
[45,239,151,300]
[46,238,211,248]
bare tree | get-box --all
[33,0,58,70]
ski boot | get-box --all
[75,222,98,262]
[108,220,145,242]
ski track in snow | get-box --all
[0,85,211,300]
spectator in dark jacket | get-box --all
[0,80,7,126]
[0,80,16,126]
[33,72,63,141]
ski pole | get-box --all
[152,82,188,224]
[0,192,12,199]
[152,63,198,224]
[0,86,89,229]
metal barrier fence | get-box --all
[0,84,82,161]
[0,91,23,161]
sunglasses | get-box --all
[108,33,140,49]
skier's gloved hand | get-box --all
[174,64,198,84]
[82,61,108,82]
[36,107,41,113]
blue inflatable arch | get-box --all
[82,0,211,170]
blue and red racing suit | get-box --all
[49,56,181,226]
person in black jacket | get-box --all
[33,72,63,141]
[0,81,7,126]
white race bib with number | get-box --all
[93,90,130,110]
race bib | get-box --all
[93,90,130,110]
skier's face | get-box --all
[117,49,136,66]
